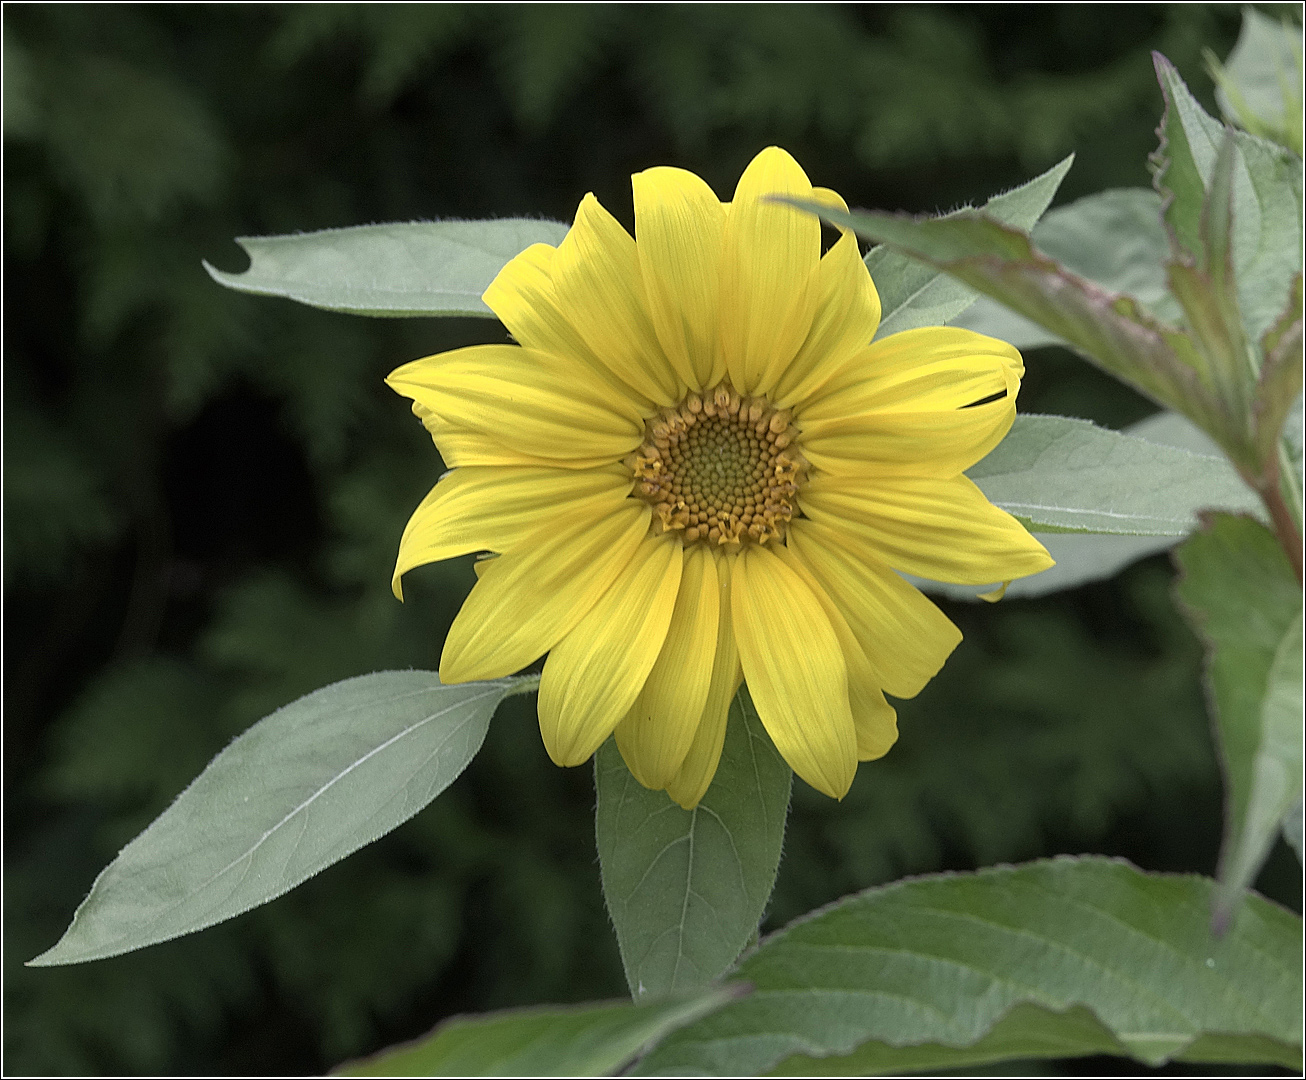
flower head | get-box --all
[387,147,1053,807]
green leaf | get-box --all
[633,857,1303,1076]
[797,196,1237,455]
[966,414,1260,536]
[29,671,535,966]
[867,154,1073,339]
[911,411,1249,602]
[595,688,792,999]
[1174,514,1303,931]
[1153,53,1303,349]
[953,187,1176,348]
[1209,6,1304,155]
[204,218,569,317]
[335,988,739,1078]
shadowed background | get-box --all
[4,4,1300,1075]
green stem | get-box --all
[1262,478,1304,586]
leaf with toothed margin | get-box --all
[631,857,1302,1077]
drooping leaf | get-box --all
[595,688,792,999]
[966,413,1260,536]
[867,154,1073,339]
[335,988,739,1078]
[1174,513,1303,931]
[632,857,1303,1076]
[953,187,1177,348]
[30,671,535,966]
[204,218,569,317]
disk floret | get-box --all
[630,383,808,546]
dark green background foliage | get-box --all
[3,4,1298,1075]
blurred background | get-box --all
[4,4,1301,1075]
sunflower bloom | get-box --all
[386,147,1053,807]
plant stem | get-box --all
[1262,481,1304,585]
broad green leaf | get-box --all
[867,154,1073,339]
[633,857,1303,1076]
[1209,6,1304,155]
[1174,514,1303,931]
[953,187,1176,348]
[30,671,535,966]
[336,988,739,1078]
[595,688,792,999]
[966,414,1259,536]
[204,218,569,317]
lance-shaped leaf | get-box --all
[868,154,1073,339]
[1174,514,1303,932]
[336,988,740,1078]
[632,857,1303,1077]
[30,671,535,966]
[1256,272,1305,496]
[204,218,569,317]
[595,688,792,999]
[966,413,1260,536]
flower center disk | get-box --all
[631,384,807,546]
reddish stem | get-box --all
[1261,482,1304,586]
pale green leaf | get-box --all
[204,218,569,317]
[1153,54,1302,347]
[1211,6,1304,154]
[1284,798,1304,863]
[595,688,791,998]
[336,988,738,1078]
[867,154,1073,339]
[953,188,1177,348]
[633,857,1303,1076]
[912,411,1252,602]
[966,414,1260,536]
[29,671,535,966]
[800,198,1233,448]
[1174,514,1304,930]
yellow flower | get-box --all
[386,147,1053,807]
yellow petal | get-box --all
[387,344,645,465]
[538,532,684,766]
[771,190,882,409]
[632,166,727,391]
[665,551,742,808]
[799,327,1022,421]
[550,195,685,406]
[392,464,633,599]
[799,396,1017,479]
[772,544,898,761]
[440,501,651,682]
[720,147,820,395]
[614,544,720,788]
[786,519,962,700]
[482,242,654,410]
[408,402,614,470]
[798,473,1054,585]
[730,543,857,799]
